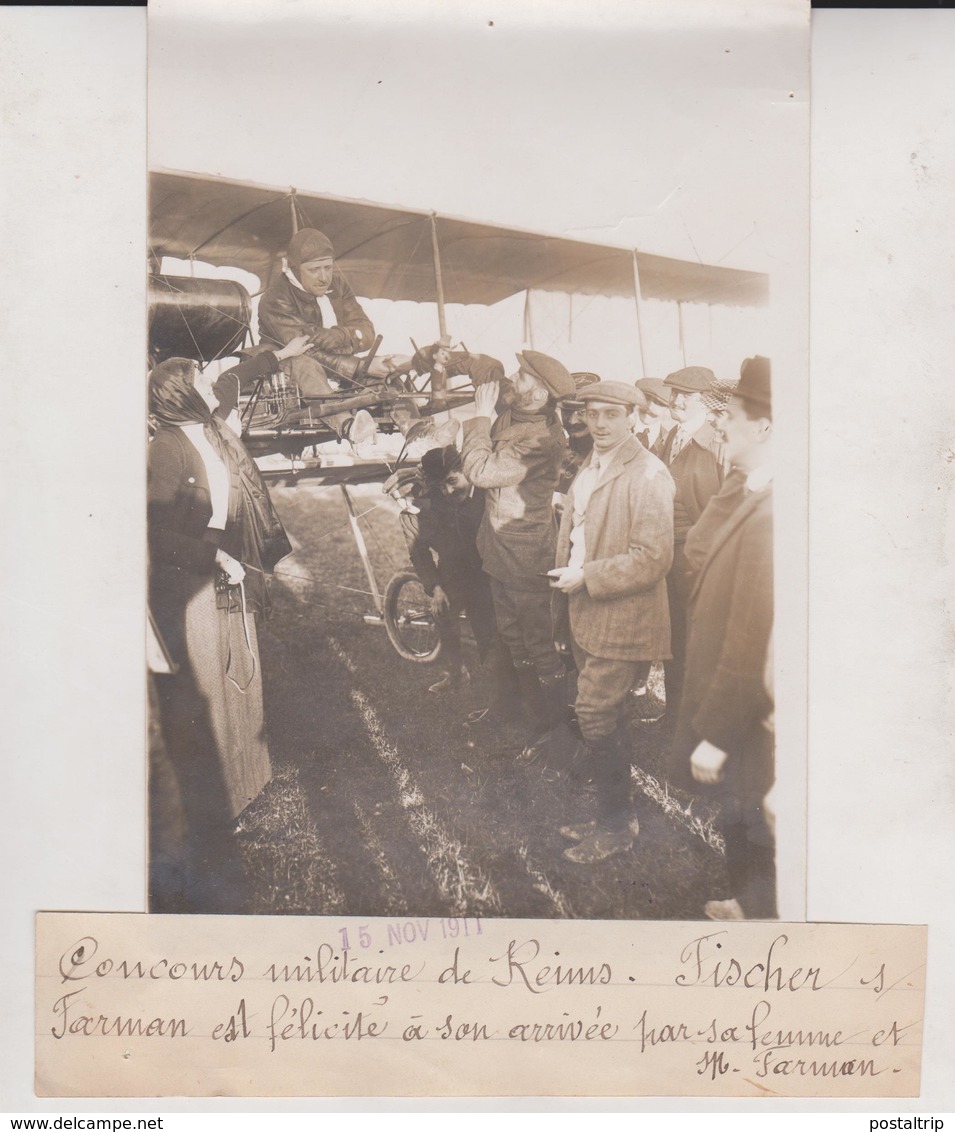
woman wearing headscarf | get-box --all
[147,339,307,909]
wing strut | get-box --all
[341,484,385,618]
[429,213,447,339]
[522,289,535,349]
[631,250,648,379]
[677,301,688,367]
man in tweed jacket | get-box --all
[550,381,675,864]
[460,350,574,736]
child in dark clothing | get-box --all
[388,446,521,717]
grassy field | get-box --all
[230,483,727,920]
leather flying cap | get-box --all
[515,350,576,400]
[736,355,771,409]
[635,377,671,408]
[420,444,462,481]
[664,365,716,394]
[288,228,335,271]
[577,380,644,409]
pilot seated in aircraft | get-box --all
[257,227,380,444]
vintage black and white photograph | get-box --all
[145,0,809,924]
[10,1,955,1112]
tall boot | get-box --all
[561,729,637,864]
[486,643,523,721]
[513,662,546,729]
[594,728,633,831]
[516,670,580,770]
[539,671,571,732]
[464,646,526,731]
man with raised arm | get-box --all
[459,350,574,740]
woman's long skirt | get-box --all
[152,568,271,829]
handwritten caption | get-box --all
[35,914,926,1098]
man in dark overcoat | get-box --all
[550,382,675,864]
[669,356,775,919]
[460,350,574,736]
[660,365,726,721]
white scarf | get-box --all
[285,268,338,328]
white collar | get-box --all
[284,267,307,292]
[590,434,630,469]
[745,463,774,492]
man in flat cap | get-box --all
[634,377,674,458]
[549,381,675,863]
[660,365,726,721]
[670,355,775,919]
[460,350,574,739]
[257,227,379,443]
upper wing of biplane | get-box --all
[150,168,768,308]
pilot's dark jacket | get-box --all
[257,269,375,356]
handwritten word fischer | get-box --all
[675,932,823,992]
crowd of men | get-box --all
[246,228,778,921]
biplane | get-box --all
[148,168,768,658]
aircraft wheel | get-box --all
[383,569,442,664]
